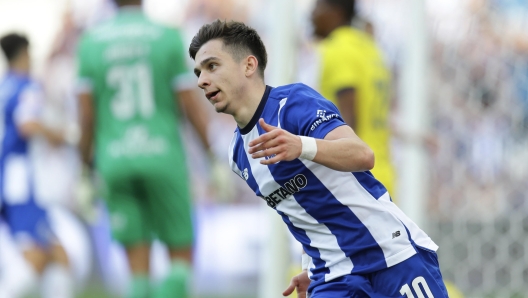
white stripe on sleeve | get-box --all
[14,85,43,125]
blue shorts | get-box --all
[309,246,448,298]
[0,200,54,248]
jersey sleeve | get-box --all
[167,29,195,92]
[14,83,44,125]
[280,84,347,139]
[76,34,95,94]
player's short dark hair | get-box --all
[0,33,29,62]
[325,0,356,22]
[189,20,268,78]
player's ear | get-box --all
[244,55,259,77]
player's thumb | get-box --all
[282,278,297,296]
[259,118,276,132]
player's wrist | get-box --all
[301,253,311,271]
[299,136,317,160]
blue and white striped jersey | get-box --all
[0,72,43,207]
[229,83,438,284]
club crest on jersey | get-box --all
[311,109,339,131]
[261,174,308,209]
[242,168,249,180]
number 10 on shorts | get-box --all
[400,276,434,298]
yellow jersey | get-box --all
[318,26,396,197]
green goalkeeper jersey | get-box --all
[77,8,193,174]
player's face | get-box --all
[16,46,31,71]
[194,39,247,115]
[311,0,334,38]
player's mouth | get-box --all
[206,90,220,100]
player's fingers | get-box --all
[252,144,282,159]
[248,130,279,147]
[249,138,281,155]
[260,152,285,165]
[259,118,277,132]
[282,279,297,296]
[251,146,280,159]
[248,140,269,154]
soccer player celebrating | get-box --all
[76,0,212,297]
[189,20,448,298]
[0,33,74,298]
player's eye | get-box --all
[209,63,217,71]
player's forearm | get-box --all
[79,103,94,165]
[79,125,93,165]
[78,93,94,165]
[178,90,211,151]
[187,109,210,151]
[18,122,64,146]
[312,137,374,172]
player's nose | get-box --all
[197,73,210,89]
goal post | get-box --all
[397,0,430,230]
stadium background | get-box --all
[1,0,528,297]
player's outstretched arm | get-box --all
[178,89,211,151]
[18,121,67,146]
[78,92,94,165]
[282,270,310,298]
[248,118,374,172]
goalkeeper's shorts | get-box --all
[101,166,194,248]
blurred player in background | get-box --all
[0,33,74,298]
[311,0,397,199]
[189,20,447,298]
[76,0,212,297]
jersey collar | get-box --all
[239,85,272,135]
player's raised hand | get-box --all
[248,118,302,165]
[282,270,311,298]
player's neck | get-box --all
[325,20,352,38]
[9,61,29,76]
[233,81,267,129]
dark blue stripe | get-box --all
[277,210,329,283]
[269,158,387,274]
[352,171,387,200]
